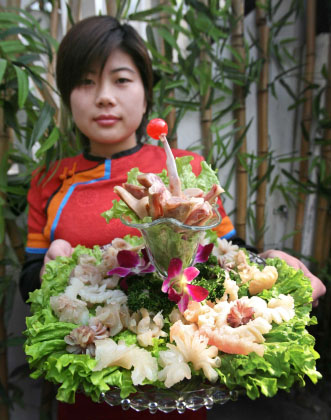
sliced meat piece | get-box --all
[163,196,194,222]
[203,184,224,204]
[114,186,149,219]
[183,188,204,198]
[122,183,148,199]
[137,173,165,189]
[148,183,171,219]
[184,201,213,226]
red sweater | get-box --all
[26,143,235,253]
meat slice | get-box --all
[122,183,148,199]
[114,186,149,219]
[203,184,224,204]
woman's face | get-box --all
[70,49,147,157]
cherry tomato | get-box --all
[146,118,168,140]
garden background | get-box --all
[0,0,330,419]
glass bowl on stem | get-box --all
[120,207,221,279]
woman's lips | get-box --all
[94,115,119,127]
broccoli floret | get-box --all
[126,273,176,316]
[192,256,241,302]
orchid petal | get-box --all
[161,278,170,293]
[141,264,155,273]
[168,287,181,303]
[194,243,214,264]
[117,250,140,268]
[107,267,131,277]
[177,293,189,313]
[141,248,151,265]
[183,266,200,283]
[167,258,183,279]
[186,284,209,302]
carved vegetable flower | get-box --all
[162,258,209,312]
[107,248,155,278]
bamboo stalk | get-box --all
[166,90,178,149]
[231,0,247,240]
[0,4,19,417]
[255,0,269,252]
[70,0,81,23]
[106,0,117,16]
[199,48,213,161]
[0,285,8,420]
[199,0,213,161]
[293,0,316,252]
[47,0,59,90]
[0,108,9,420]
[313,34,331,268]
[159,0,178,148]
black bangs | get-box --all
[82,26,124,77]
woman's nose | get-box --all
[95,82,116,106]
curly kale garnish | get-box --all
[192,255,241,302]
[126,273,176,316]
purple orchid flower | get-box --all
[107,248,155,278]
[193,243,214,264]
[161,258,209,312]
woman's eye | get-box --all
[116,77,130,84]
[81,78,94,86]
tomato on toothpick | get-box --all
[146,118,168,140]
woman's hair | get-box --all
[56,15,153,142]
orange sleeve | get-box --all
[26,170,50,253]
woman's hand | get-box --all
[259,249,326,306]
[40,239,73,280]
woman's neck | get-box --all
[88,136,138,159]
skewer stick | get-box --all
[160,133,182,197]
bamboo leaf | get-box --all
[157,27,179,52]
[129,5,171,20]
[36,126,60,158]
[0,58,7,84]
[14,66,29,109]
[30,103,55,146]
[0,12,33,28]
[146,25,157,50]
[0,39,26,55]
